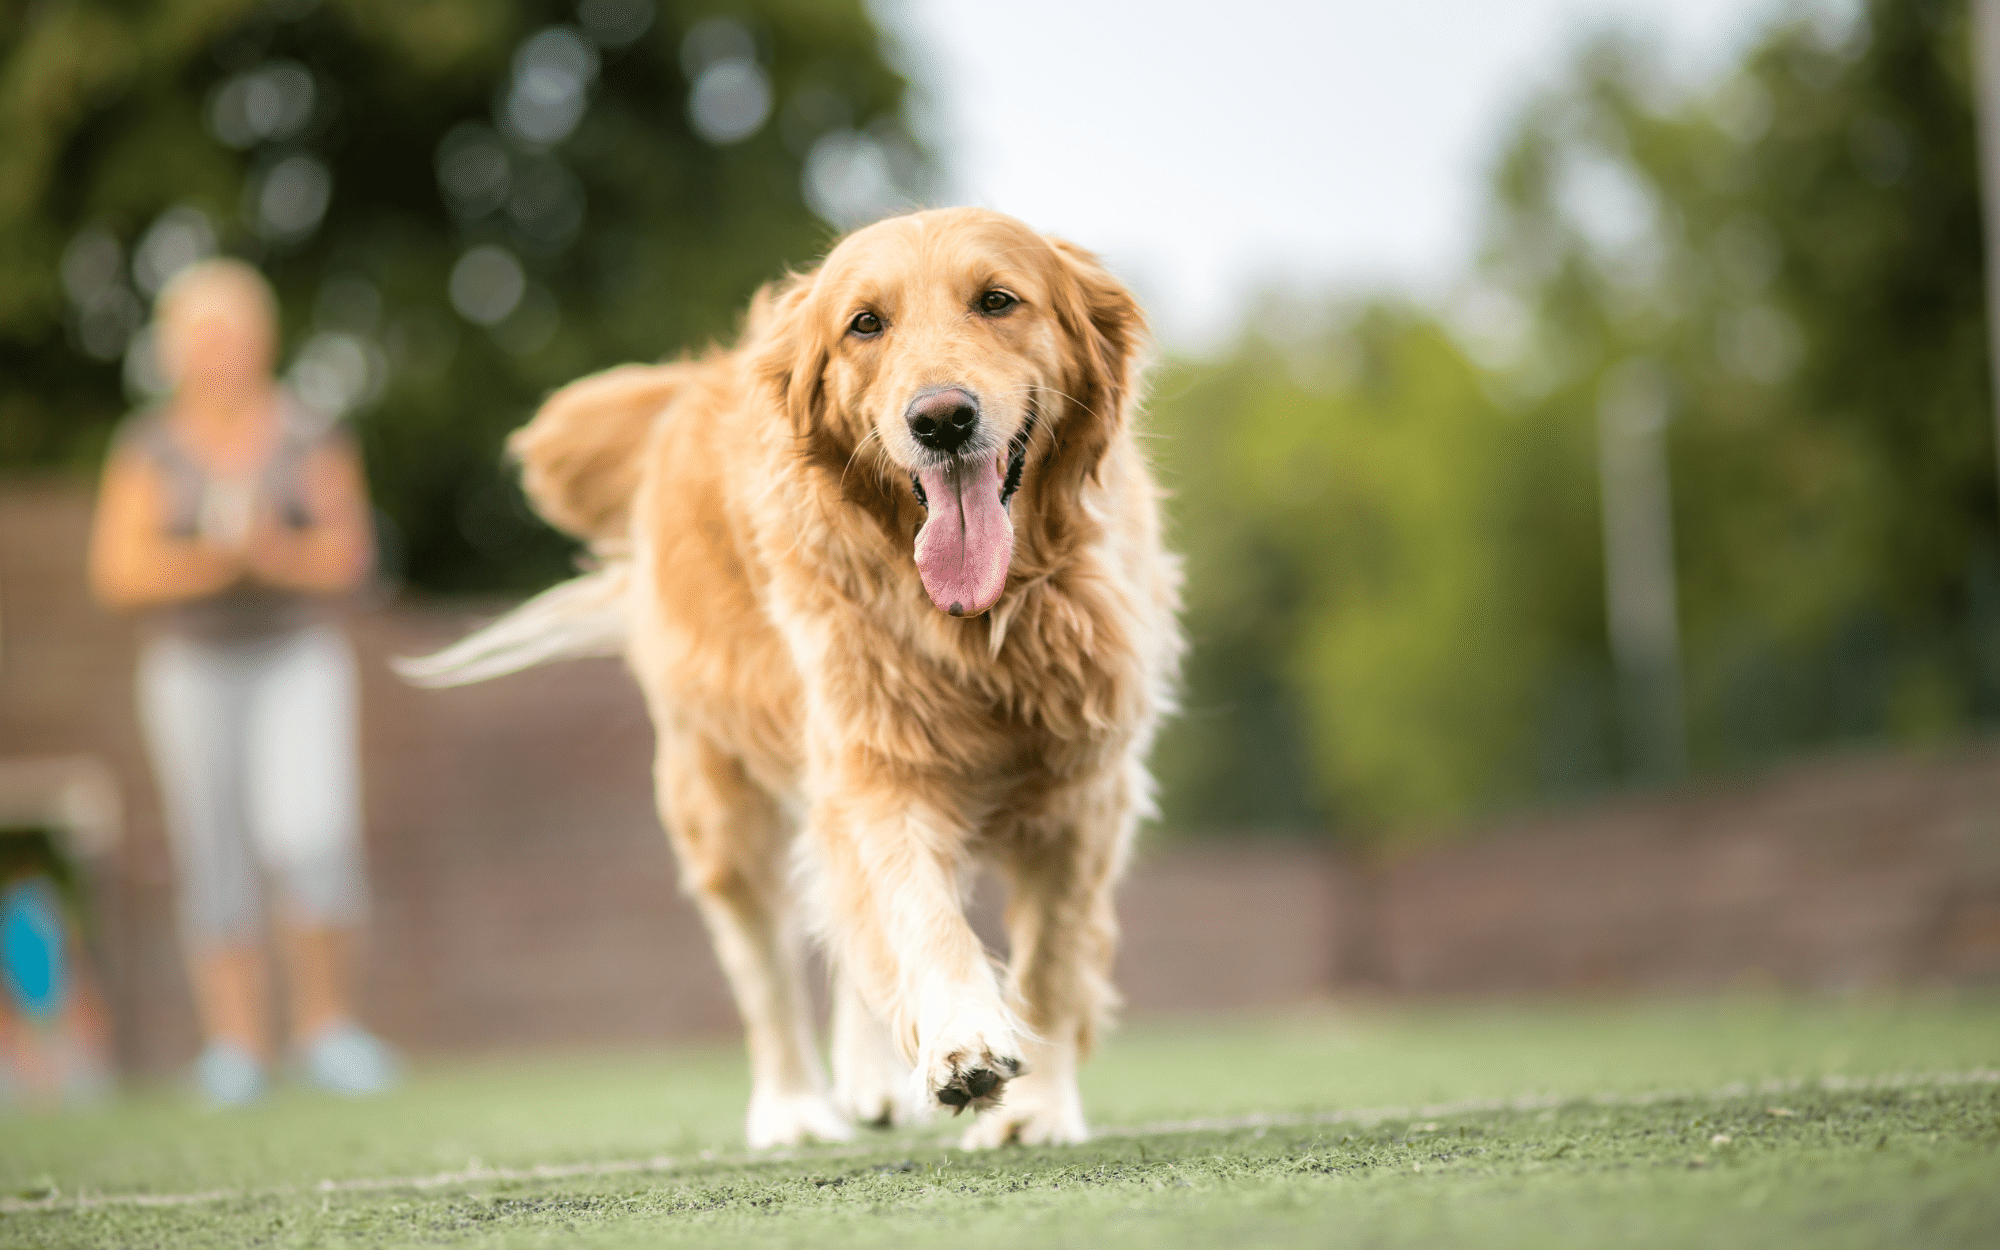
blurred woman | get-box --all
[88,259,395,1105]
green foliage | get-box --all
[1484,0,1997,761]
[1150,307,1606,832]
[1150,0,1995,837]
[0,0,925,591]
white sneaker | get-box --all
[298,1021,400,1097]
[194,1040,266,1108]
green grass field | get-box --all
[6,996,1998,1248]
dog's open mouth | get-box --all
[910,420,1032,618]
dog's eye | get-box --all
[849,311,884,337]
[977,290,1016,315]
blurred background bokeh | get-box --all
[1,0,929,595]
[3,0,1998,1091]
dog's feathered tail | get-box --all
[393,563,629,688]
[397,361,688,688]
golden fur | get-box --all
[460,208,1181,1147]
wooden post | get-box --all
[1597,357,1686,783]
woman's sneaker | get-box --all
[298,1021,399,1096]
[194,1040,267,1108]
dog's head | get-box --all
[758,207,1146,617]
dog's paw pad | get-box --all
[856,1102,896,1128]
[933,1054,1022,1113]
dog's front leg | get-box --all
[960,777,1134,1148]
[811,787,1024,1116]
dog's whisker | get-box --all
[838,426,883,493]
[1031,381,1104,425]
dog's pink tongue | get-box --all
[914,457,1012,616]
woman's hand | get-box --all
[241,439,374,595]
[89,433,376,610]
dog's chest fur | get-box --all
[740,471,1154,808]
[630,358,1171,834]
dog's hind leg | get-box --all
[830,968,926,1128]
[959,780,1134,1148]
[655,730,851,1148]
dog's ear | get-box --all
[751,272,831,439]
[509,362,685,543]
[751,266,901,527]
[1046,238,1148,490]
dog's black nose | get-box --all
[907,388,979,454]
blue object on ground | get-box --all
[195,1040,268,1107]
[298,1020,399,1096]
[1,877,67,1019]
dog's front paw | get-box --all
[916,1021,1023,1116]
[957,1069,1088,1148]
[744,1090,855,1149]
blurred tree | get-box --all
[0,0,928,591]
[1149,304,1608,836]
[1149,0,1994,839]
[1482,0,1995,775]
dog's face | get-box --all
[763,208,1143,618]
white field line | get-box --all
[6,1068,1996,1216]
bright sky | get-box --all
[876,0,1790,348]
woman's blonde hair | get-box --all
[155,257,279,337]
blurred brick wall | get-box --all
[1344,747,2000,996]
[3,478,1996,1078]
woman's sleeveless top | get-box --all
[116,396,338,644]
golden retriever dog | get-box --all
[405,207,1182,1148]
